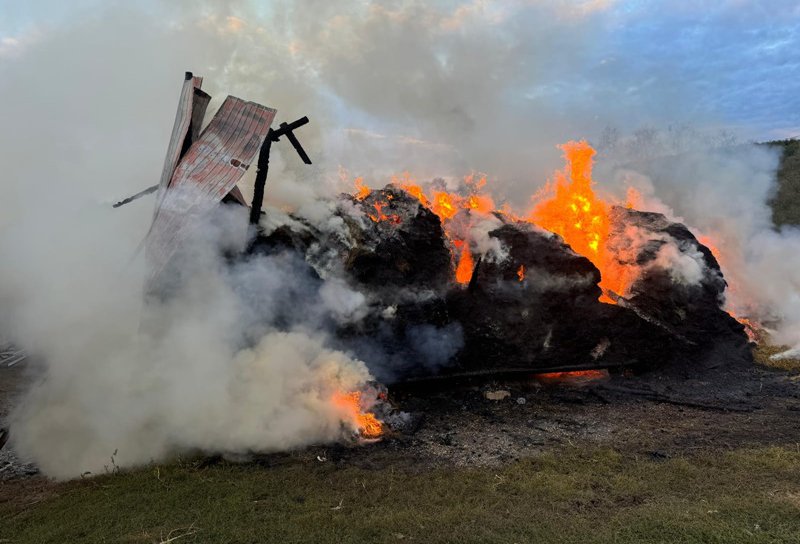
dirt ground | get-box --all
[1,353,799,487]
[289,356,800,471]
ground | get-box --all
[1,352,799,543]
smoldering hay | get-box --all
[0,1,798,479]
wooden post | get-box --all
[249,131,273,226]
[248,116,311,227]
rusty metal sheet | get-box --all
[226,185,249,207]
[146,96,276,283]
[149,74,209,232]
[188,86,211,146]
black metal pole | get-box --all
[249,131,273,226]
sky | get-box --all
[1,0,798,142]
[0,0,798,197]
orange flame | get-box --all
[354,177,371,201]
[467,193,495,214]
[394,174,496,284]
[432,191,460,221]
[517,264,525,282]
[356,143,725,305]
[528,141,627,301]
[368,201,402,224]
[536,369,609,383]
[455,242,475,285]
[332,391,383,439]
[395,173,431,208]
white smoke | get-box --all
[651,238,707,287]
[2,197,377,479]
[599,143,800,349]
[0,7,382,479]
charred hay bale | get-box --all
[334,188,463,381]
[247,188,460,382]
[345,187,452,292]
[248,188,451,294]
[447,222,675,373]
[608,206,750,363]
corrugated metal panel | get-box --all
[146,96,276,283]
[149,75,207,231]
[188,85,211,146]
[226,185,249,206]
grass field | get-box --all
[2,446,800,543]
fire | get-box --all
[535,369,609,383]
[395,174,431,208]
[528,141,626,301]
[467,193,494,213]
[530,141,607,258]
[432,191,459,221]
[388,154,628,294]
[368,201,401,224]
[332,391,383,439]
[455,241,475,285]
[353,142,725,304]
[354,177,371,201]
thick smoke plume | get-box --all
[0,1,797,478]
[597,143,800,349]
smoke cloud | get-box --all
[597,143,800,349]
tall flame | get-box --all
[530,141,607,257]
[529,141,626,301]
[455,242,475,285]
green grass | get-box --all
[2,447,799,543]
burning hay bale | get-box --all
[247,181,750,382]
[607,206,751,364]
[137,90,748,386]
[448,220,678,375]
[346,187,452,292]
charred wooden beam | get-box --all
[249,135,273,225]
[276,117,312,165]
[249,116,312,226]
[112,184,158,208]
